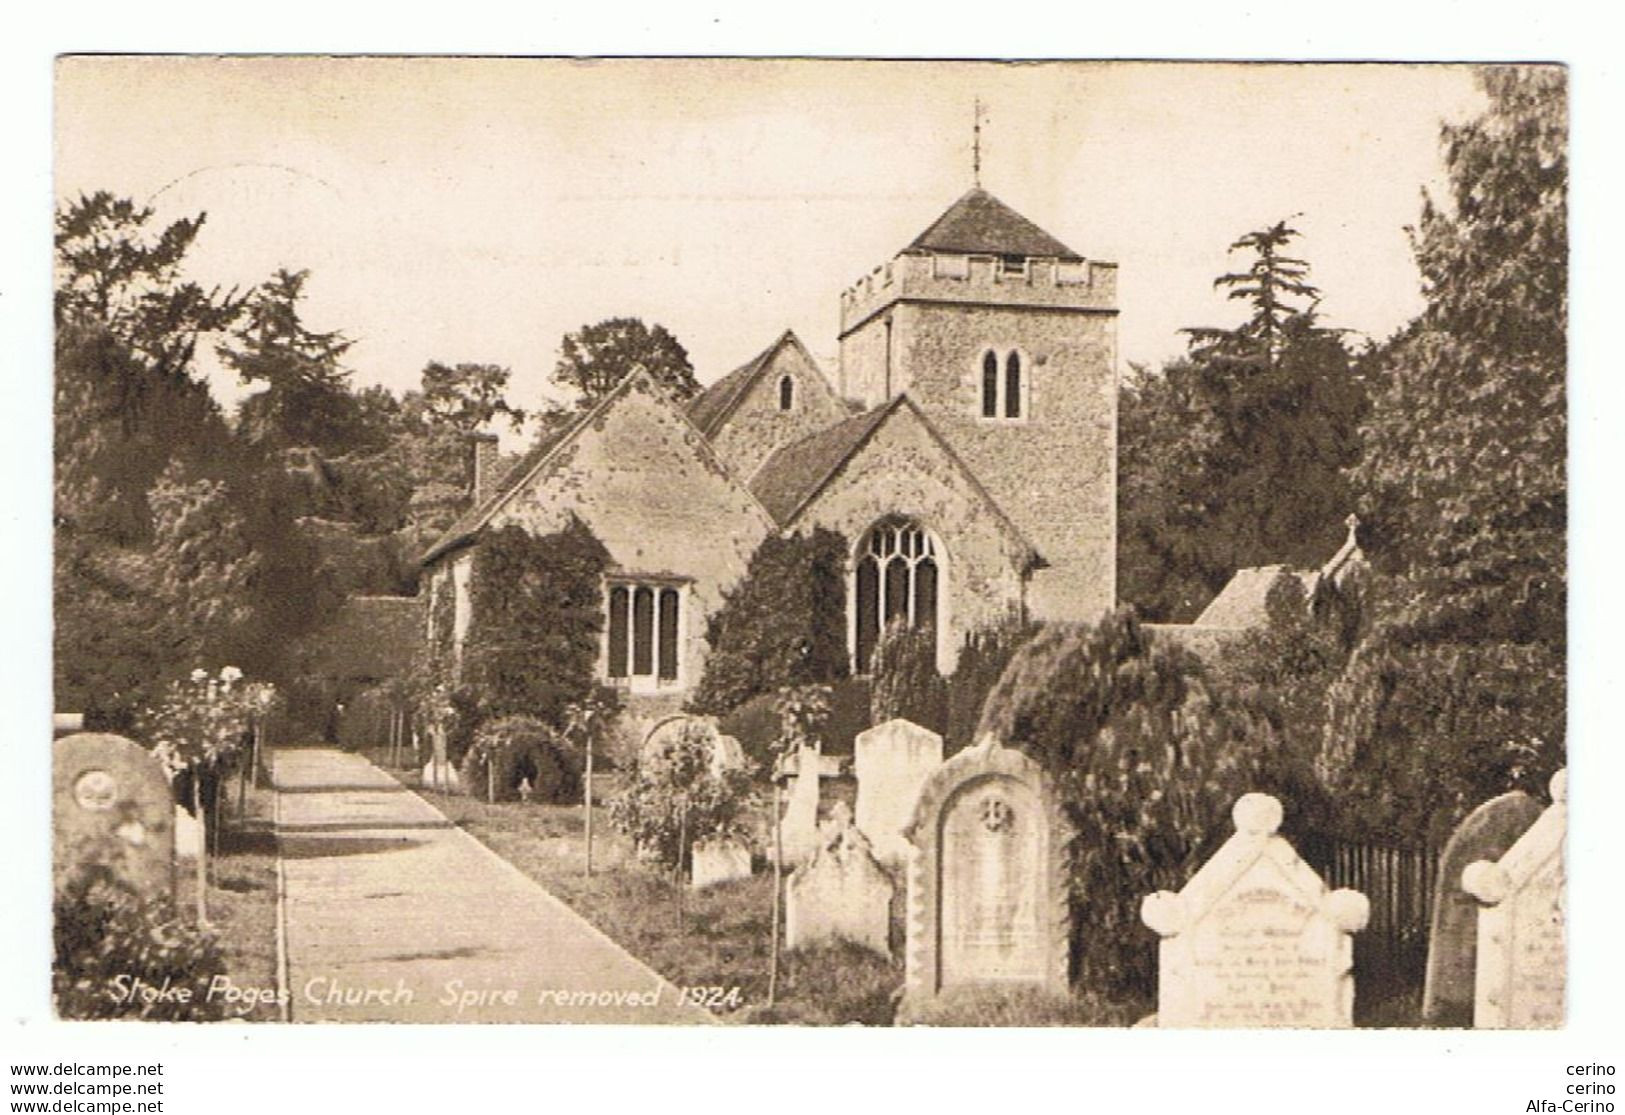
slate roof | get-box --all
[748,404,895,524]
[748,394,1041,569]
[687,331,800,438]
[305,595,424,681]
[1192,565,1316,629]
[907,188,1082,261]
[419,417,581,565]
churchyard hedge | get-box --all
[977,608,1288,1000]
[688,528,848,717]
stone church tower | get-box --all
[836,188,1119,622]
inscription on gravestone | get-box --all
[900,737,1070,1007]
[1463,768,1566,1029]
[1142,793,1369,1028]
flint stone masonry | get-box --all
[1141,793,1370,1029]
[786,803,893,955]
[53,732,175,899]
[691,838,752,889]
[1422,789,1544,1026]
[854,718,943,864]
[901,738,1070,1004]
[1463,768,1566,1029]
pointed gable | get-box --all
[908,188,1082,261]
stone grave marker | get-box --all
[1421,789,1543,1026]
[691,837,752,889]
[786,802,893,956]
[1141,792,1370,1028]
[854,717,943,865]
[776,745,823,867]
[1462,768,1566,1029]
[641,714,745,776]
[53,732,175,900]
[900,737,1071,1005]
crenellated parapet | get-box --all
[839,249,1116,338]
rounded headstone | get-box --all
[53,732,175,899]
[1232,792,1283,836]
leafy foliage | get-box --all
[53,874,229,1022]
[1118,221,1365,620]
[868,620,947,736]
[1324,66,1567,839]
[944,617,1038,752]
[461,518,611,728]
[608,719,756,871]
[420,360,528,432]
[688,529,849,716]
[977,610,1286,999]
[553,317,699,404]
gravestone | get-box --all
[53,732,175,900]
[691,838,752,889]
[786,803,893,956]
[1421,789,1543,1026]
[900,737,1070,1005]
[641,714,745,776]
[854,718,943,865]
[1141,792,1370,1028]
[776,746,822,867]
[1462,768,1566,1029]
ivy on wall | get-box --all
[461,516,611,729]
[688,528,848,716]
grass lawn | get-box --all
[174,777,281,1022]
[412,780,903,1024]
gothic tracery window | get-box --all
[854,518,940,674]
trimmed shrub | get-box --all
[463,516,610,728]
[460,714,579,803]
[869,619,948,737]
[977,607,1287,1001]
[688,528,848,716]
[54,874,229,1021]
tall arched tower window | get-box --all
[1005,352,1023,418]
[779,373,795,411]
[853,517,940,674]
[981,352,999,417]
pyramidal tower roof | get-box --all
[907,188,1082,261]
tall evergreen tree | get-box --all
[1321,66,1567,837]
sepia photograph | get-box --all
[44,56,1567,1034]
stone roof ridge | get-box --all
[906,187,1082,262]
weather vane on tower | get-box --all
[972,98,986,187]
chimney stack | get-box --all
[468,432,500,506]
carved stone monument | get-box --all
[1141,792,1370,1028]
[691,837,752,889]
[854,718,943,865]
[900,737,1070,1005]
[1421,789,1543,1026]
[1462,768,1566,1029]
[53,732,176,899]
[786,803,893,956]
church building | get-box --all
[419,188,1119,718]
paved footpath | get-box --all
[273,747,708,1023]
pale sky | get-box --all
[55,58,1482,447]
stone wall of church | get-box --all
[891,301,1117,623]
[708,343,852,481]
[791,407,1033,674]
[428,373,775,716]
